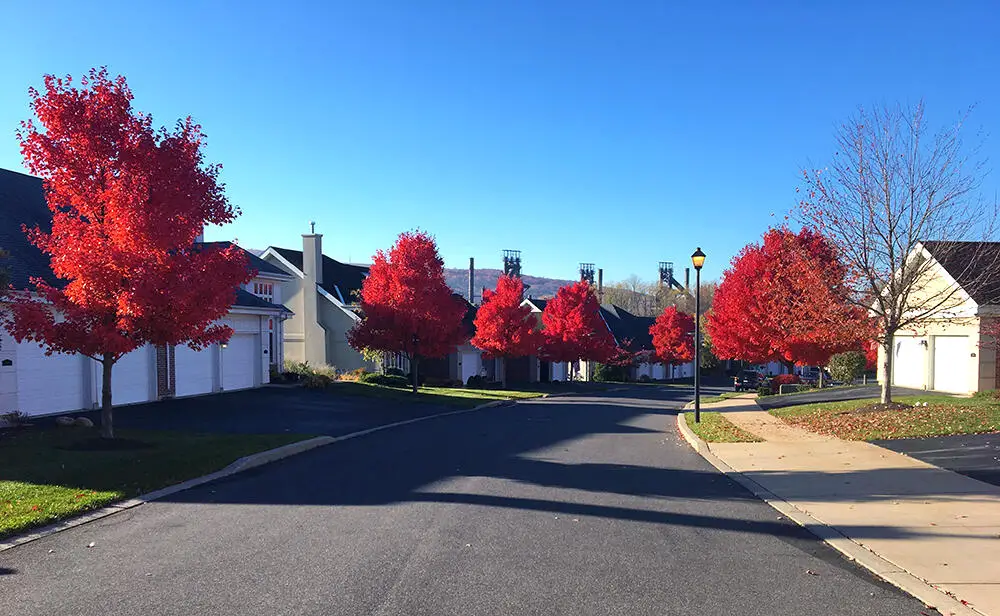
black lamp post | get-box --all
[691,247,706,423]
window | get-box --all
[252,281,274,303]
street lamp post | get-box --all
[691,247,706,423]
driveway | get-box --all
[874,432,1000,488]
[756,385,929,410]
[64,386,464,437]
[1,387,930,615]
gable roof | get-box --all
[199,241,291,278]
[922,241,1000,306]
[599,304,655,351]
[0,167,287,314]
[268,246,369,303]
[0,168,59,288]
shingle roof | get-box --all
[0,167,286,314]
[199,241,290,278]
[923,241,1000,305]
[269,246,369,303]
[0,168,59,288]
[599,304,655,351]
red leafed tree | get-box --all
[706,227,870,377]
[541,281,617,379]
[348,230,467,392]
[471,274,544,388]
[650,306,695,365]
[1,68,251,439]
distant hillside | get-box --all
[444,268,574,302]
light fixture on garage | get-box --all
[221,342,228,349]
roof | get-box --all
[269,246,369,304]
[0,167,286,314]
[599,304,656,351]
[200,241,291,278]
[0,168,59,288]
[523,298,547,311]
[923,241,1000,305]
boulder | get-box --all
[73,417,95,428]
[55,416,75,427]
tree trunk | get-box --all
[411,356,419,394]
[100,353,115,439]
[502,357,508,389]
[880,338,893,404]
[818,369,825,389]
[782,360,794,375]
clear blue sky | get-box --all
[1,1,998,283]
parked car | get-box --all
[733,370,763,392]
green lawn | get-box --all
[328,381,546,408]
[685,412,762,443]
[0,428,306,540]
[698,392,746,405]
[769,395,1000,440]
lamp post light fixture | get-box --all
[691,247,706,423]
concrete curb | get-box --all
[675,412,982,616]
[0,398,514,553]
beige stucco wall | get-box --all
[879,317,990,393]
[318,297,375,372]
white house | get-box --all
[877,241,1000,394]
[0,167,292,417]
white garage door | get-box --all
[176,345,216,397]
[16,343,87,416]
[933,336,970,394]
[892,336,926,389]
[222,334,257,391]
[113,347,153,405]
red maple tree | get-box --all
[1,69,251,438]
[471,274,543,388]
[649,306,695,365]
[706,227,870,373]
[347,231,467,392]
[540,281,617,379]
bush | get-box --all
[337,368,373,382]
[769,374,801,394]
[972,389,999,400]
[385,367,406,377]
[638,374,651,383]
[283,360,337,379]
[359,373,410,388]
[302,373,333,389]
[827,351,867,384]
[757,385,773,397]
[593,363,629,383]
[466,375,502,389]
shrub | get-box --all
[1,410,29,426]
[284,360,312,376]
[827,351,867,384]
[385,367,406,377]
[638,374,651,383]
[769,374,801,394]
[757,385,773,397]
[466,375,487,388]
[972,389,999,400]
[593,363,628,383]
[359,373,410,388]
[302,373,333,389]
[424,375,453,387]
[337,368,373,382]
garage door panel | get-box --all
[222,334,257,391]
[933,336,970,394]
[113,347,153,405]
[893,337,925,389]
[16,343,87,416]
[176,345,215,397]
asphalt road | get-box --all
[756,385,928,410]
[2,387,934,615]
[875,432,1000,487]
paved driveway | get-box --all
[2,387,930,615]
[64,386,463,437]
[875,432,1000,487]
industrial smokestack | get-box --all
[685,267,690,290]
[597,268,603,303]
[468,257,475,303]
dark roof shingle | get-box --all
[923,241,1000,305]
[269,246,369,303]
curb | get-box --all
[0,399,513,553]
[675,412,982,616]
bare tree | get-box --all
[801,101,999,403]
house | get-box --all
[518,298,694,382]
[259,233,376,372]
[877,241,1000,394]
[0,167,291,417]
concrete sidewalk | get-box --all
[689,395,1000,616]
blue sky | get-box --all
[1,1,998,283]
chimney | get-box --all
[303,227,323,286]
[597,268,604,303]
[685,267,690,290]
[468,257,475,303]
